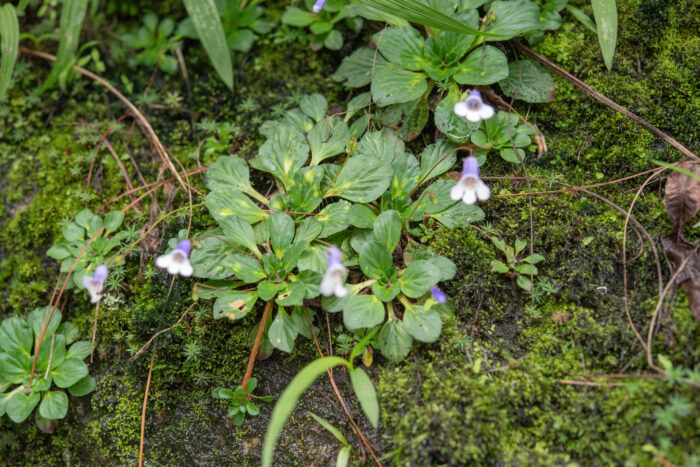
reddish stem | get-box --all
[242,300,274,394]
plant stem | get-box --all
[91,301,100,363]
[242,300,274,394]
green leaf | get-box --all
[251,126,310,189]
[372,26,425,70]
[6,390,40,423]
[324,29,344,50]
[349,368,379,427]
[347,204,377,229]
[372,281,401,302]
[331,47,388,88]
[373,210,402,252]
[389,152,420,199]
[359,242,393,279]
[213,291,258,320]
[371,66,428,107]
[499,59,555,103]
[381,97,430,141]
[281,6,316,26]
[46,244,71,261]
[429,201,485,228]
[220,216,262,257]
[376,319,413,362]
[51,358,89,388]
[190,235,265,282]
[276,281,307,307]
[28,307,62,343]
[434,86,480,144]
[316,200,352,238]
[64,341,90,361]
[268,212,295,253]
[485,0,541,40]
[183,0,233,89]
[308,118,351,165]
[0,4,19,101]
[39,391,69,420]
[103,210,124,233]
[309,412,349,446]
[408,180,454,220]
[453,45,509,85]
[400,260,442,298]
[205,155,252,194]
[68,375,96,397]
[0,350,30,384]
[565,5,598,34]
[355,128,405,162]
[491,260,510,273]
[295,217,323,244]
[325,156,393,202]
[344,295,385,330]
[419,140,457,182]
[262,357,348,467]
[288,167,324,212]
[591,0,617,70]
[37,0,88,93]
[205,189,267,224]
[268,309,298,352]
[357,0,490,36]
[62,222,84,242]
[403,305,442,342]
[36,334,66,373]
[424,255,456,281]
[299,94,328,122]
[0,317,33,355]
[337,445,351,467]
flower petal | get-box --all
[462,187,477,205]
[179,261,194,277]
[464,109,481,122]
[479,104,495,120]
[476,180,491,201]
[156,253,172,269]
[453,101,469,117]
[334,284,348,298]
[450,181,466,201]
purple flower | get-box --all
[156,239,193,277]
[82,264,108,303]
[312,0,326,13]
[450,156,490,205]
[430,286,447,304]
[453,90,495,123]
[320,245,347,297]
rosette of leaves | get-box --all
[47,209,126,290]
[332,0,556,142]
[281,0,363,50]
[178,0,275,53]
[0,308,96,429]
[191,94,479,362]
[212,377,273,426]
[122,13,181,74]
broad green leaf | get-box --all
[288,167,324,212]
[324,29,344,50]
[331,47,388,88]
[453,45,509,85]
[348,205,377,229]
[344,295,385,330]
[359,241,393,279]
[389,151,420,199]
[337,446,351,467]
[251,126,310,189]
[39,391,69,420]
[376,319,413,362]
[591,0,617,70]
[275,281,307,307]
[429,201,485,228]
[28,307,62,343]
[373,26,425,70]
[299,94,328,122]
[410,179,456,220]
[36,333,66,373]
[281,6,316,26]
[434,9,478,59]
[46,245,71,261]
[371,281,401,302]
[419,140,457,182]
[308,118,351,165]
[37,0,88,93]
[355,128,405,162]
[6,390,40,423]
[295,217,323,244]
[434,86,480,144]
[68,374,96,397]
[183,0,233,89]
[0,4,19,101]
[349,368,379,427]
[316,200,352,238]
[371,66,428,107]
[205,155,252,193]
[325,156,393,202]
[0,317,33,355]
[400,260,442,298]
[0,350,30,384]
[373,210,402,252]
[298,243,327,274]
[499,59,555,103]
[62,222,84,242]
[65,341,90,361]
[104,210,124,233]
[220,216,262,257]
[213,291,258,320]
[205,189,267,224]
[190,235,265,282]
[424,255,456,281]
[262,357,347,467]
[485,1,541,40]
[403,305,442,342]
[380,97,430,141]
[269,212,295,253]
[51,358,89,388]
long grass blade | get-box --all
[591,0,617,70]
[0,4,20,101]
[183,0,233,90]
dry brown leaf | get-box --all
[663,160,700,240]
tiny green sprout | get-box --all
[489,236,545,292]
[212,378,273,427]
[182,342,203,361]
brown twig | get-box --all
[559,379,622,387]
[102,138,141,210]
[139,351,156,467]
[129,304,194,361]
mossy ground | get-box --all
[1,0,699,465]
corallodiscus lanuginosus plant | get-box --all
[189,93,481,362]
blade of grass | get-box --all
[591,0,617,70]
[0,4,19,101]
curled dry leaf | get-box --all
[661,160,700,322]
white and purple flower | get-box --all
[320,245,347,298]
[82,264,108,304]
[451,156,490,205]
[453,90,495,123]
[156,239,193,277]
[312,0,326,13]
[430,286,447,304]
